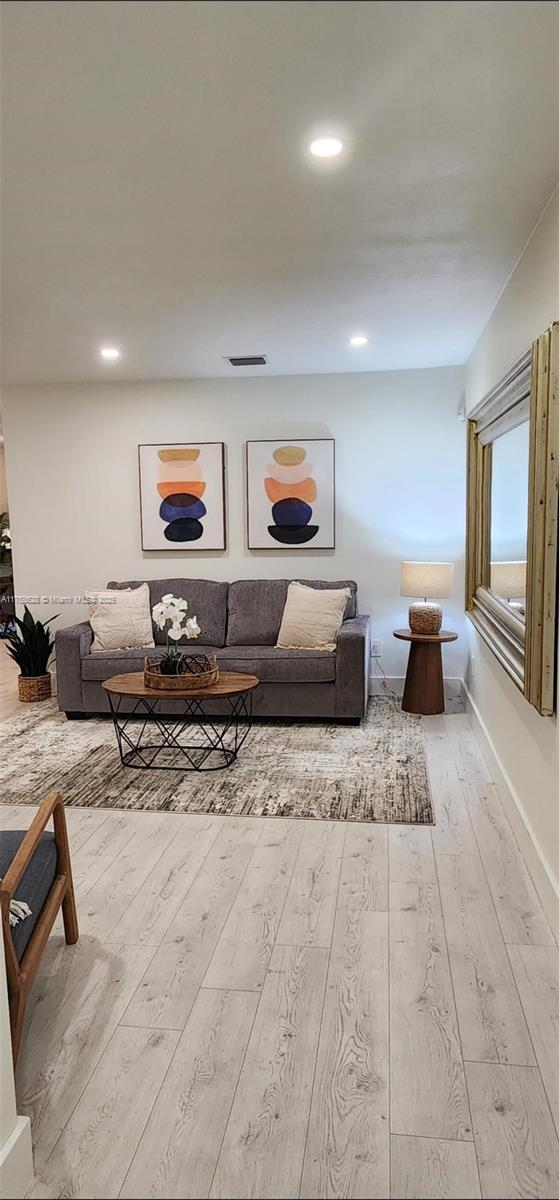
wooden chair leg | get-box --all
[53,800,79,945]
[62,885,79,945]
[9,986,27,1065]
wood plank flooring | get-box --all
[121,989,259,1199]
[466,1062,559,1199]
[390,1134,481,1200]
[300,907,389,1199]
[210,943,329,1198]
[0,681,557,1197]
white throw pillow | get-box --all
[276,582,350,651]
[86,584,155,652]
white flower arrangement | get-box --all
[152,594,200,673]
[0,527,11,553]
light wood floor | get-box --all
[1,649,558,1198]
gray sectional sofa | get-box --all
[56,577,370,721]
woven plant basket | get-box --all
[144,654,219,691]
[18,673,52,703]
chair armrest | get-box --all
[55,622,92,711]
[1,791,77,1064]
[335,615,371,719]
[0,791,65,903]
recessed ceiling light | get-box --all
[349,334,368,348]
[100,346,121,361]
[309,136,344,158]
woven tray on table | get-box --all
[144,654,219,691]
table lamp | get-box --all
[490,560,526,602]
[400,561,454,635]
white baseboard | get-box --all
[369,675,465,705]
[0,1116,33,1200]
[465,685,559,940]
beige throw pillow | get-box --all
[87,583,155,652]
[276,582,350,650]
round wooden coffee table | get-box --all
[102,671,259,771]
[393,629,458,715]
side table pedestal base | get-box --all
[402,641,444,715]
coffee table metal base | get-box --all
[107,691,253,771]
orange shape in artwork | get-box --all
[264,477,317,503]
[157,480,206,499]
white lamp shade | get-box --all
[400,561,454,599]
[491,560,526,598]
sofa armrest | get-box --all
[55,622,93,712]
[335,614,371,719]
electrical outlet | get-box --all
[371,640,382,658]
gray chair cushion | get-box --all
[107,579,229,647]
[217,645,336,683]
[0,831,58,962]
[82,646,222,680]
[226,579,357,646]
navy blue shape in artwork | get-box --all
[160,493,207,522]
[164,518,204,542]
[271,498,312,528]
[267,524,319,545]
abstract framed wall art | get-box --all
[246,439,335,549]
[138,443,226,550]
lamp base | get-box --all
[408,602,443,635]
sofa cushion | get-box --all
[82,646,222,681]
[107,579,229,647]
[217,645,335,683]
[82,644,335,684]
[226,579,357,645]
[0,831,58,962]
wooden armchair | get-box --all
[0,792,78,1063]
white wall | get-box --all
[2,366,466,680]
[0,957,33,1198]
[0,447,8,513]
[465,186,559,914]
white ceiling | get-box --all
[2,0,558,384]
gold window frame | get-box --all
[466,323,558,716]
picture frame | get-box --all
[246,438,335,550]
[138,442,226,551]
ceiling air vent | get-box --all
[226,355,268,367]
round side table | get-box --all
[393,629,458,715]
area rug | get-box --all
[0,698,433,824]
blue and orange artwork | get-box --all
[157,447,207,542]
[265,445,319,544]
[139,443,225,551]
[247,440,334,549]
